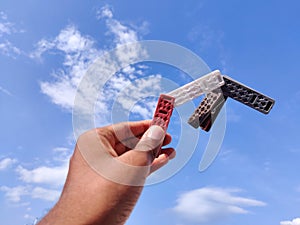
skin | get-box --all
[37,120,176,225]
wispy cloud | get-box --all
[0,157,17,170]
[96,5,113,19]
[281,218,300,225]
[226,105,241,122]
[187,25,223,51]
[0,185,29,203]
[30,187,61,201]
[15,146,70,187]
[0,147,70,203]
[0,85,13,96]
[30,24,100,110]
[99,5,139,46]
[0,185,60,203]
[0,11,15,37]
[104,74,161,118]
[0,40,21,58]
[16,163,68,187]
[187,24,229,73]
[33,5,160,122]
[0,11,22,58]
[173,187,266,224]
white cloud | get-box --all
[29,38,55,60]
[24,214,33,219]
[173,187,266,224]
[108,74,161,113]
[0,186,29,202]
[98,5,139,45]
[0,40,21,58]
[0,185,60,203]
[30,24,101,110]
[33,6,156,121]
[0,11,22,58]
[0,12,15,37]
[31,187,60,201]
[0,157,17,170]
[131,104,154,119]
[187,24,228,72]
[105,18,139,46]
[24,213,39,225]
[0,85,13,96]
[32,6,142,111]
[55,25,95,53]
[281,218,300,225]
[15,146,70,187]
[1,147,69,203]
[53,146,70,154]
[16,163,68,187]
[187,25,217,50]
[96,5,113,19]
[39,71,78,111]
[0,11,7,20]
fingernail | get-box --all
[146,125,165,140]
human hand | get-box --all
[38,120,175,225]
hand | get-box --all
[37,120,176,225]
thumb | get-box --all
[119,125,165,166]
[135,125,165,155]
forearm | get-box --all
[38,148,145,225]
[38,185,143,225]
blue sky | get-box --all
[1,0,300,224]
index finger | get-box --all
[109,120,152,143]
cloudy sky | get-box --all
[1,0,300,225]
